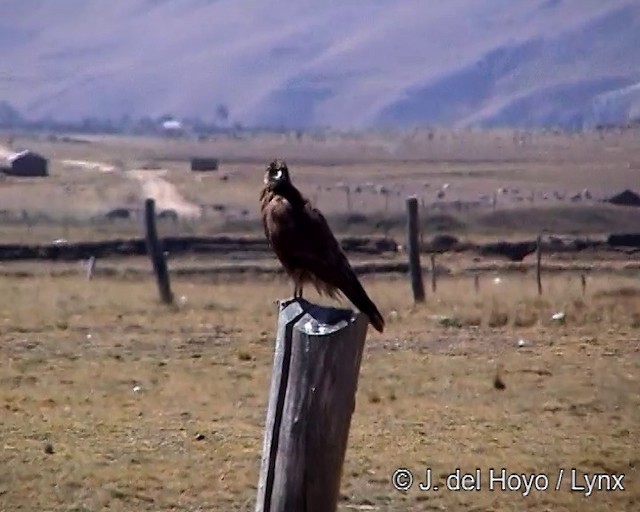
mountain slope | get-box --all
[0,0,639,129]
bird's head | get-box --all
[263,159,291,190]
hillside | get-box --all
[1,0,639,129]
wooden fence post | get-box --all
[580,273,587,296]
[474,274,480,294]
[86,255,96,281]
[255,298,368,512]
[406,196,425,302]
[430,254,437,293]
[536,234,543,296]
[143,198,173,304]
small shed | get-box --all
[606,189,640,207]
[3,150,48,177]
[190,157,219,172]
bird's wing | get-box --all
[262,192,340,270]
[259,187,273,243]
[287,201,355,287]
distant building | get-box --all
[161,119,185,137]
[2,150,48,177]
[190,157,219,171]
[606,189,640,207]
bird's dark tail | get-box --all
[340,270,385,333]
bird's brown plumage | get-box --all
[260,159,385,333]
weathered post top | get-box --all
[281,297,358,333]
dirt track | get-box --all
[61,159,116,173]
[128,169,202,218]
[58,158,202,218]
[0,145,13,159]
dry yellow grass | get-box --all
[0,270,638,511]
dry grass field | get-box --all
[0,271,639,511]
[1,128,640,243]
[0,128,639,511]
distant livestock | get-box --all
[105,208,131,220]
[158,209,179,222]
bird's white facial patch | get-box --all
[265,165,285,184]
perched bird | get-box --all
[260,159,385,333]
